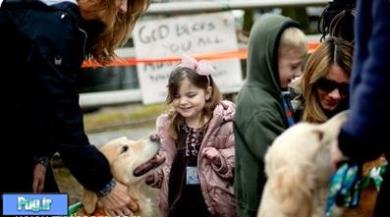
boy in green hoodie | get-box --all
[234,14,307,217]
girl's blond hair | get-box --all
[301,38,353,123]
[78,0,150,63]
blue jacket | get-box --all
[339,0,390,161]
[0,0,112,192]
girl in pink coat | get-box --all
[148,55,236,217]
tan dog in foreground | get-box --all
[80,136,165,217]
[257,111,348,217]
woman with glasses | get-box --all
[300,37,386,217]
[300,38,353,123]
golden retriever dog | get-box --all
[257,111,348,217]
[80,136,165,217]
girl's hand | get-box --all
[32,163,47,193]
[203,147,221,166]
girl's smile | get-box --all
[173,78,211,128]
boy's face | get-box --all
[278,49,305,89]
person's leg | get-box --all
[373,166,390,217]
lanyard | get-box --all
[281,91,295,127]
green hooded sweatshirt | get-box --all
[233,14,300,217]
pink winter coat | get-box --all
[154,100,237,217]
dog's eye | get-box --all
[120,145,129,154]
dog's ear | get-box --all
[319,110,348,139]
[270,165,316,217]
[82,189,98,214]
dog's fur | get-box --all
[257,111,348,217]
[81,137,163,217]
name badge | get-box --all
[186,166,200,185]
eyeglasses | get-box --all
[315,78,349,96]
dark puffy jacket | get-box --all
[0,0,112,193]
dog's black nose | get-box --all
[120,145,129,153]
[149,133,161,143]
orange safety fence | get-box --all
[82,41,320,68]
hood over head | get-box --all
[246,13,301,97]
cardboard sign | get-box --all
[133,12,243,104]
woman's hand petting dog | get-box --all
[32,163,46,193]
[98,181,139,217]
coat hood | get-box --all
[246,13,300,97]
[212,100,235,122]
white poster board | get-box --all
[133,12,243,104]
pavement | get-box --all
[83,103,164,147]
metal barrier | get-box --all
[146,0,328,14]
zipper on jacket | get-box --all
[78,27,88,58]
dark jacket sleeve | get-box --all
[339,0,390,161]
[23,9,113,192]
[32,47,113,192]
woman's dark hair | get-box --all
[318,0,356,42]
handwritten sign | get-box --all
[133,12,243,104]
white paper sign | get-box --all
[133,12,243,104]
